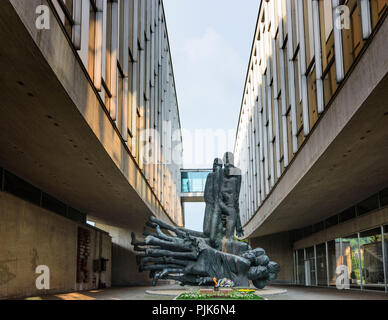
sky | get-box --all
[163,0,261,231]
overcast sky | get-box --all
[163,0,261,230]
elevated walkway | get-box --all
[180,169,211,203]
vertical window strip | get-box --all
[286,0,299,154]
[72,0,82,50]
[121,0,130,143]
[109,0,119,121]
[93,0,104,91]
[332,0,345,82]
[131,0,139,154]
[297,0,310,136]
[278,1,290,168]
[360,0,372,39]
[313,0,325,114]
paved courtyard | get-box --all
[25,284,388,300]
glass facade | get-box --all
[295,226,388,292]
[327,239,341,286]
[316,243,328,286]
[341,234,362,288]
[297,249,305,285]
[292,187,388,243]
[305,247,316,286]
[360,228,385,290]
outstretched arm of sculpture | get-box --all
[132,217,280,289]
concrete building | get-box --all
[234,0,388,292]
[0,0,183,299]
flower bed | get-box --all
[176,289,264,300]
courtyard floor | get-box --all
[26,284,388,300]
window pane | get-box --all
[327,239,342,286]
[313,221,324,233]
[341,234,362,288]
[297,249,305,285]
[339,206,356,223]
[360,228,385,290]
[384,226,388,286]
[357,194,379,216]
[342,0,364,74]
[42,193,67,217]
[316,243,328,286]
[380,187,388,207]
[305,247,316,286]
[325,214,339,229]
[4,171,41,206]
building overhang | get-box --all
[0,0,175,232]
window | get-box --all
[88,1,97,81]
[307,67,318,131]
[359,228,385,290]
[4,171,41,206]
[42,193,67,217]
[304,0,315,66]
[342,0,364,75]
[297,249,306,285]
[325,214,339,228]
[341,234,362,288]
[357,194,379,216]
[68,207,87,224]
[384,225,388,286]
[380,187,388,207]
[305,247,316,286]
[319,0,338,107]
[371,0,388,29]
[316,243,328,286]
[302,225,313,238]
[327,239,342,286]
[52,0,74,39]
[339,206,356,223]
[313,221,324,233]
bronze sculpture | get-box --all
[133,152,280,289]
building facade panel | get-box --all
[235,0,388,292]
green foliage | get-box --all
[176,290,264,300]
[232,236,249,244]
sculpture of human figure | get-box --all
[203,158,223,238]
[219,152,244,239]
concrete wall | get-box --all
[95,224,150,286]
[0,191,111,299]
[250,232,294,283]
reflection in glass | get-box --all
[360,228,385,290]
[316,243,328,286]
[384,226,388,289]
[305,247,316,286]
[297,249,305,285]
[341,234,361,288]
[327,239,341,286]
